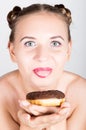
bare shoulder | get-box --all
[67,72,86,94]
[65,72,86,108]
[0,70,20,130]
[64,72,86,130]
[65,73,86,130]
[0,70,19,104]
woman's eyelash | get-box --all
[50,41,61,47]
[23,40,62,48]
[24,41,36,47]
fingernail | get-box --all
[18,100,30,107]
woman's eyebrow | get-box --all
[20,36,64,42]
[20,36,36,42]
[50,36,64,41]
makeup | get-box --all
[33,67,52,78]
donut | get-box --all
[26,90,65,107]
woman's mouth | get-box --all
[33,67,52,78]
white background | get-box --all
[0,0,86,78]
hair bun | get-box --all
[55,4,65,8]
[54,4,72,25]
[7,6,21,29]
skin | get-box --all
[0,11,86,130]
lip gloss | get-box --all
[33,67,52,78]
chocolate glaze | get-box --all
[26,90,65,100]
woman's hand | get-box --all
[18,100,70,129]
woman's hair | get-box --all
[7,4,72,42]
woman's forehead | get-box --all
[14,12,68,42]
[16,12,67,30]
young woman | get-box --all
[0,3,86,130]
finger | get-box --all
[19,100,56,116]
[19,101,48,113]
[61,101,71,108]
[32,113,63,125]
[18,109,65,129]
[29,105,59,115]
[18,109,51,128]
[18,110,47,129]
[18,100,30,108]
[60,102,71,116]
[19,100,40,116]
[18,109,31,126]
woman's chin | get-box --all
[31,80,54,91]
[28,74,57,90]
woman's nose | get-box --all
[34,46,50,62]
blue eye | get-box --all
[51,41,61,47]
[24,41,36,47]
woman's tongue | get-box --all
[33,68,52,78]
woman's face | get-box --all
[9,12,71,90]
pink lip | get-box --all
[33,67,52,78]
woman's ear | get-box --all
[67,40,72,61]
[8,42,17,62]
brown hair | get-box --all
[7,4,72,42]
